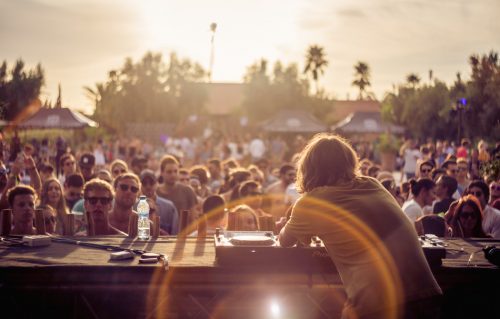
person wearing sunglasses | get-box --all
[83,179,126,236]
[448,195,488,238]
[417,161,434,179]
[58,153,77,185]
[109,173,141,233]
[110,159,128,180]
[465,180,500,238]
[7,185,37,235]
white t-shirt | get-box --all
[403,149,421,174]
[482,205,500,239]
[248,138,265,159]
[402,199,423,222]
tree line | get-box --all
[1,48,499,140]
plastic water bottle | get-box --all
[137,196,150,240]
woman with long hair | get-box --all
[40,177,69,235]
[448,195,489,238]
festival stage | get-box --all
[1,236,499,318]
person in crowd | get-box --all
[400,138,420,181]
[78,153,96,182]
[156,155,198,230]
[367,165,381,178]
[145,197,169,236]
[414,214,449,237]
[248,135,266,162]
[477,140,490,164]
[279,133,442,319]
[40,177,69,235]
[196,195,227,235]
[131,156,148,176]
[221,168,252,203]
[441,159,458,179]
[140,169,178,235]
[489,180,500,204]
[247,164,265,185]
[431,168,446,182]
[96,169,113,184]
[238,180,271,217]
[38,204,57,234]
[465,180,500,238]
[358,158,373,176]
[83,178,126,236]
[189,165,212,199]
[456,158,470,195]
[255,158,278,188]
[7,185,37,235]
[433,175,458,214]
[63,173,84,210]
[380,178,405,207]
[402,178,436,222]
[58,153,77,185]
[265,163,296,218]
[110,159,128,180]
[0,161,9,198]
[417,161,434,179]
[178,168,190,186]
[109,173,141,234]
[39,163,55,183]
[228,204,259,231]
[456,138,470,159]
[207,158,223,193]
[447,195,488,238]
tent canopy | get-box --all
[261,110,327,133]
[331,112,405,134]
[18,107,98,129]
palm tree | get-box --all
[303,45,328,95]
[352,61,371,100]
[406,73,420,89]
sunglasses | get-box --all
[469,191,483,197]
[85,197,113,205]
[113,169,127,175]
[448,169,458,174]
[420,169,432,173]
[460,212,477,219]
[118,184,139,193]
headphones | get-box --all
[483,245,500,267]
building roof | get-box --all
[330,100,381,123]
[261,110,327,133]
[331,111,405,134]
[18,107,98,129]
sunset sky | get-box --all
[1,0,499,114]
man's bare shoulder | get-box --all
[265,181,282,193]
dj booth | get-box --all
[0,233,499,319]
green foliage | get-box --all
[377,132,401,154]
[352,61,372,100]
[0,60,45,120]
[303,45,328,95]
[86,52,207,132]
[382,50,500,141]
[480,158,500,181]
[242,58,332,123]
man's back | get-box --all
[286,177,441,317]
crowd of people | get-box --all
[0,131,499,241]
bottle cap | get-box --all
[139,195,147,200]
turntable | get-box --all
[214,230,446,271]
